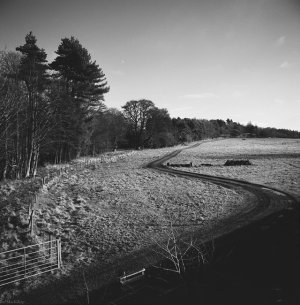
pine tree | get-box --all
[15,32,50,177]
[50,37,109,158]
[16,32,48,94]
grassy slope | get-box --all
[34,147,248,268]
[1,144,255,302]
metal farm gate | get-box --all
[0,238,62,287]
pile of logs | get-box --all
[224,159,252,166]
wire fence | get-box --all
[0,238,62,287]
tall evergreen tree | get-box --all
[15,32,51,177]
[16,32,48,94]
[49,37,109,158]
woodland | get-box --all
[1,32,299,180]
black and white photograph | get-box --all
[0,0,299,304]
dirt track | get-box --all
[146,142,298,239]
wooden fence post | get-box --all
[57,238,62,268]
[24,247,26,278]
[49,234,53,262]
[30,209,35,236]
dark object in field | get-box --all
[224,159,252,166]
[201,163,213,167]
[167,162,193,167]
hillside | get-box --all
[0,143,254,302]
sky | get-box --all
[1,0,300,130]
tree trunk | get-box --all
[25,144,33,178]
[16,108,20,179]
[3,116,8,180]
[32,146,39,177]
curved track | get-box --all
[25,143,298,304]
[146,142,298,236]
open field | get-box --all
[2,138,298,302]
[0,144,256,302]
[169,138,300,200]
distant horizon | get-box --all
[1,0,299,131]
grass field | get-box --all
[0,145,253,301]
[32,147,250,266]
[2,138,298,302]
[169,138,300,200]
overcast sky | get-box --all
[1,0,299,130]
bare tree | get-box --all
[0,50,26,179]
[151,222,214,275]
[122,99,155,149]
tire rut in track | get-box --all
[146,142,298,237]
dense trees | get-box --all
[122,99,155,148]
[0,50,25,179]
[0,32,52,179]
[97,102,300,151]
[145,107,175,148]
[0,33,109,179]
[91,108,127,152]
[48,37,109,160]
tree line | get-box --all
[94,103,300,150]
[1,32,299,180]
[0,32,109,179]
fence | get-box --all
[120,268,146,285]
[0,238,62,287]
